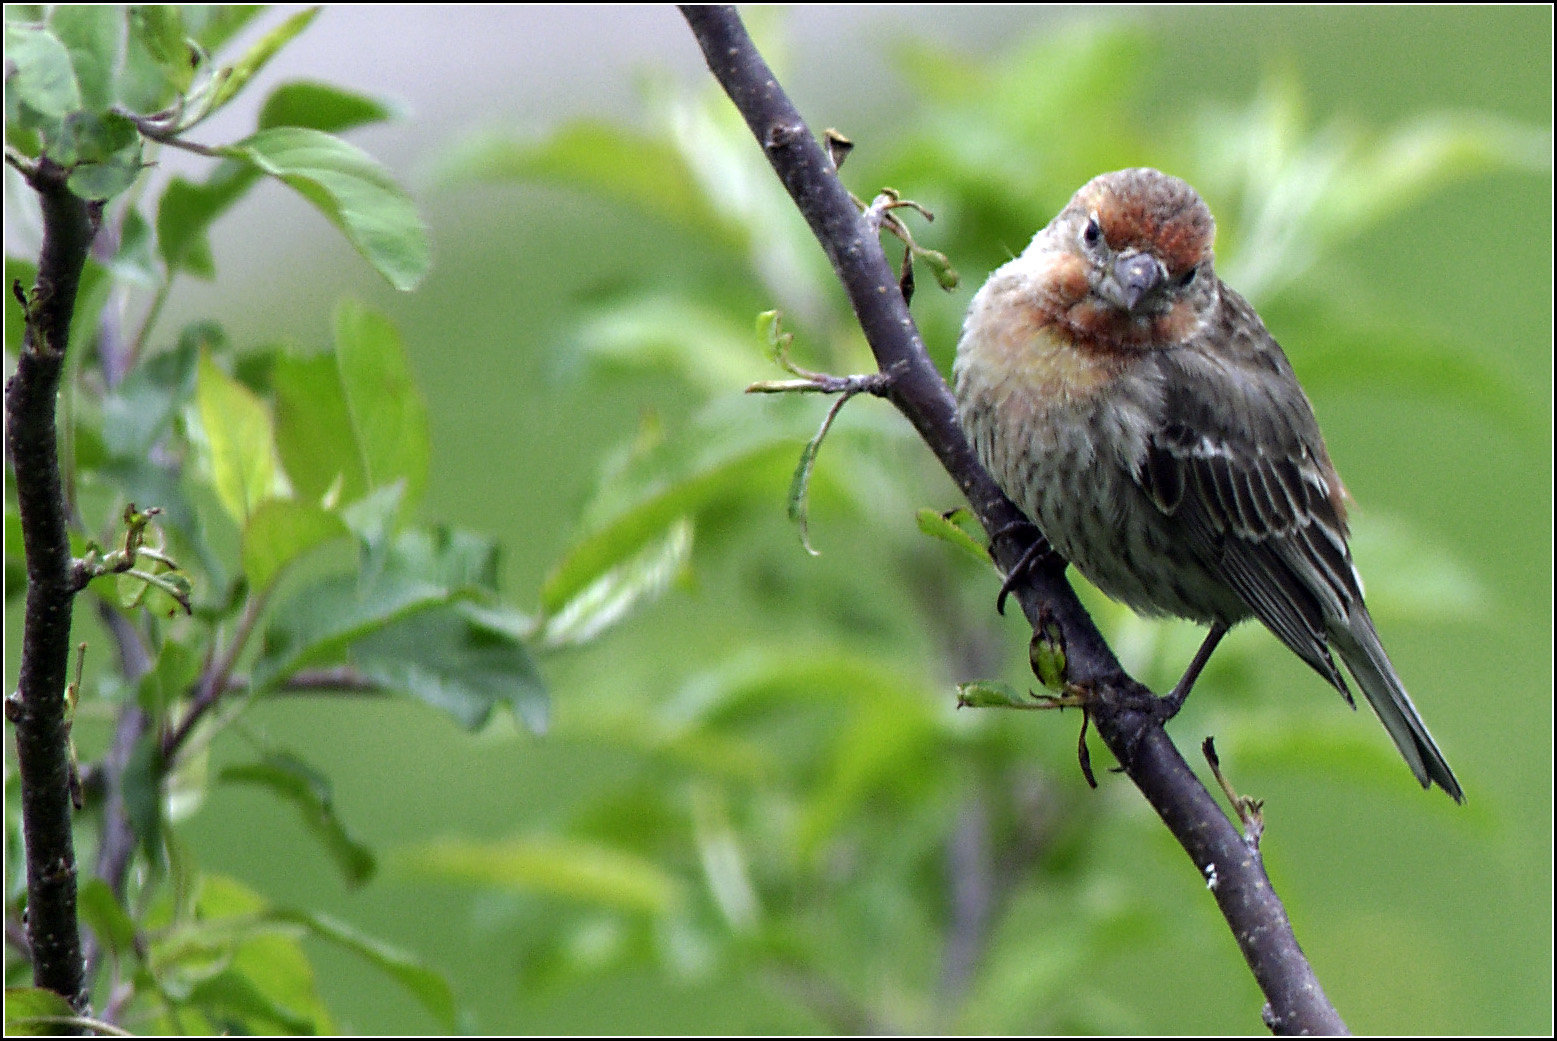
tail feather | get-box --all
[1330,611,1463,802]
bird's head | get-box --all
[1031,168,1218,351]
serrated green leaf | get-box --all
[50,109,142,199]
[240,498,349,591]
[219,753,376,887]
[198,7,320,123]
[194,351,280,523]
[351,602,548,733]
[406,836,684,915]
[5,21,81,121]
[257,79,396,133]
[224,127,429,290]
[266,908,457,1031]
[333,300,430,513]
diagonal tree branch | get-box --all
[678,6,1345,1034]
[5,156,99,1019]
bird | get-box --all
[952,167,1462,801]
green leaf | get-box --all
[954,680,1041,709]
[194,351,280,523]
[3,986,80,1036]
[333,300,430,513]
[123,733,165,865]
[126,6,190,95]
[4,21,81,121]
[156,164,262,279]
[101,327,199,457]
[107,206,159,287]
[439,121,739,247]
[786,395,854,557]
[1029,617,1069,691]
[570,296,764,394]
[135,637,200,718]
[4,502,26,601]
[254,564,443,685]
[272,350,367,504]
[351,601,548,733]
[197,7,321,124]
[224,127,430,290]
[407,836,685,916]
[240,498,349,591]
[185,966,320,1034]
[916,506,991,565]
[5,257,39,363]
[48,5,124,111]
[254,528,499,685]
[184,6,264,55]
[77,878,138,961]
[540,405,803,615]
[540,518,692,650]
[65,149,144,200]
[266,908,457,1031]
[258,80,397,134]
[52,109,144,199]
[219,753,376,887]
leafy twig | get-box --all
[747,311,900,554]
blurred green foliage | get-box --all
[7,6,1551,1036]
[398,9,1545,1035]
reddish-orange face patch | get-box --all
[1076,171,1215,276]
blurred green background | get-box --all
[9,5,1552,1034]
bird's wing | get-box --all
[1135,288,1361,694]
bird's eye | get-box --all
[1175,265,1199,289]
[1081,216,1103,249]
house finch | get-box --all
[954,167,1462,801]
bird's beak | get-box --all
[1097,252,1167,313]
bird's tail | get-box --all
[1331,611,1463,802]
